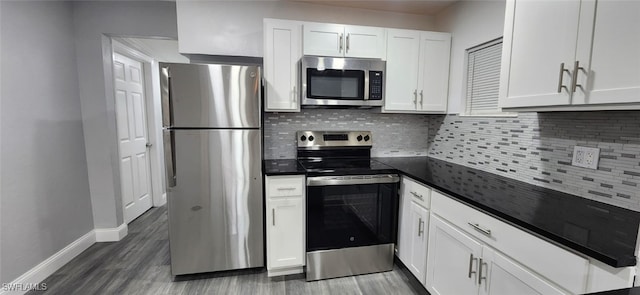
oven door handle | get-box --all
[306,174,400,186]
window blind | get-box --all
[465,40,503,115]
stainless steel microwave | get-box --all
[301,56,385,107]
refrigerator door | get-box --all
[161,63,261,128]
[165,129,263,275]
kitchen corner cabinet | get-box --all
[426,215,566,295]
[384,29,450,113]
[263,19,302,112]
[396,177,431,284]
[500,0,640,110]
[303,23,385,59]
[265,175,305,276]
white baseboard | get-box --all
[154,192,167,207]
[94,223,128,242]
[0,231,96,295]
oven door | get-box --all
[306,175,399,252]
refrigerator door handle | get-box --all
[161,65,173,128]
[164,130,177,188]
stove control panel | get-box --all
[297,131,372,148]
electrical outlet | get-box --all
[572,146,600,169]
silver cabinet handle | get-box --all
[272,208,275,226]
[410,191,424,199]
[346,33,350,53]
[557,63,569,93]
[571,60,584,93]
[146,142,153,148]
[478,258,488,285]
[339,33,344,52]
[418,218,424,237]
[468,222,492,237]
[276,187,297,191]
[419,90,424,106]
[468,253,477,278]
[413,89,418,105]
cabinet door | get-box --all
[303,23,344,57]
[266,197,304,270]
[408,202,429,284]
[396,178,413,264]
[481,248,567,295]
[499,0,581,108]
[344,25,386,59]
[427,215,482,295]
[573,0,640,105]
[384,29,420,112]
[264,19,301,112]
[417,32,451,113]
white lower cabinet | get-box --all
[397,177,431,284]
[426,215,566,295]
[426,215,484,295]
[265,175,305,276]
[407,202,429,282]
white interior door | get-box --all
[114,52,153,223]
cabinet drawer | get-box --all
[402,176,430,209]
[266,175,305,198]
[431,191,588,294]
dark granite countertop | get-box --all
[263,156,640,268]
[374,156,640,268]
[263,159,306,175]
[587,287,640,295]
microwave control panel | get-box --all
[369,71,383,100]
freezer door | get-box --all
[161,63,261,128]
[165,129,263,275]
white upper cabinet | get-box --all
[500,0,640,110]
[417,32,451,112]
[343,25,386,58]
[499,0,580,108]
[385,29,421,112]
[264,19,302,112]
[303,23,385,59]
[384,29,451,113]
[573,0,640,105]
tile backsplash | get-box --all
[427,111,640,211]
[264,109,429,159]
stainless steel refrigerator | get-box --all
[160,62,263,276]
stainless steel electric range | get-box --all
[296,131,400,281]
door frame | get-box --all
[110,39,166,217]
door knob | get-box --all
[146,142,153,148]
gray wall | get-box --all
[0,1,93,284]
[427,112,640,211]
[264,109,430,159]
[72,1,178,228]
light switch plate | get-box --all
[572,146,600,169]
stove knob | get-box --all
[300,135,307,141]
[357,135,363,141]
[364,135,370,141]
[308,135,314,142]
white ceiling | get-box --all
[287,0,459,15]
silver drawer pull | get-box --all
[276,187,297,191]
[468,222,492,237]
[410,191,424,199]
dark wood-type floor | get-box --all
[28,206,426,295]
